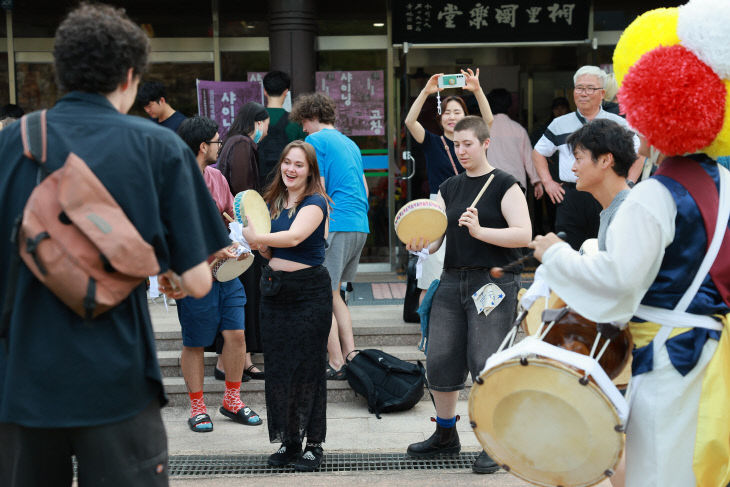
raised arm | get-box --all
[462,68,493,129]
[404,73,443,144]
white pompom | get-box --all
[677,0,730,79]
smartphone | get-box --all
[438,74,466,89]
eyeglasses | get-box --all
[207,139,223,154]
[574,86,603,95]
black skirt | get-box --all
[260,265,332,444]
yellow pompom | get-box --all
[613,8,681,86]
[705,80,730,159]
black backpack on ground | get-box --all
[345,349,425,418]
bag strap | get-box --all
[440,136,459,175]
[417,360,436,410]
[21,110,48,164]
[348,356,382,418]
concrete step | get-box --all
[162,375,472,408]
[154,320,422,351]
[157,345,428,378]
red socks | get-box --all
[188,390,207,418]
[222,380,245,413]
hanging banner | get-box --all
[196,80,263,138]
[315,70,385,137]
[392,1,590,44]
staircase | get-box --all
[152,296,473,408]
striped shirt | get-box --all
[534,108,637,183]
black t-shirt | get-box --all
[440,168,523,269]
[157,110,186,132]
[419,130,464,194]
[0,93,228,427]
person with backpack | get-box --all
[241,140,331,472]
[405,116,531,475]
[0,4,229,485]
[257,70,307,189]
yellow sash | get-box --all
[693,313,730,486]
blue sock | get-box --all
[435,416,456,428]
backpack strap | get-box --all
[20,110,48,164]
[347,350,382,418]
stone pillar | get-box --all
[268,0,317,98]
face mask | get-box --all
[253,123,263,143]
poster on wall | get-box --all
[315,70,385,137]
[196,80,263,138]
[247,72,292,111]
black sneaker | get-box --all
[472,450,499,474]
[293,444,324,472]
[268,443,302,467]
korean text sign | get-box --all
[315,70,385,137]
[196,80,263,138]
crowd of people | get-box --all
[0,2,728,487]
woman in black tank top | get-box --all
[405,116,532,474]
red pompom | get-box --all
[618,45,726,155]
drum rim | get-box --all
[468,357,624,487]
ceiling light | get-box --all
[373,22,385,27]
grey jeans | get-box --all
[426,268,520,392]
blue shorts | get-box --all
[177,279,246,347]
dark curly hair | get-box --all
[567,119,637,177]
[290,93,336,125]
[53,3,149,94]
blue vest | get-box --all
[633,156,726,376]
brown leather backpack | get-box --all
[11,110,159,319]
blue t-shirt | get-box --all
[305,128,369,233]
[419,130,464,195]
[271,194,328,266]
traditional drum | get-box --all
[393,199,447,245]
[210,247,252,282]
[233,190,271,234]
[469,303,631,487]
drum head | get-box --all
[469,358,624,487]
[234,190,271,234]
[394,199,447,244]
[214,257,253,282]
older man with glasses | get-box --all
[532,65,642,250]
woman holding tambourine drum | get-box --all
[403,115,531,474]
[403,68,494,302]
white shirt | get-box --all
[540,179,676,323]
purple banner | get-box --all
[196,80,263,138]
[315,71,385,136]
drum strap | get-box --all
[440,136,459,175]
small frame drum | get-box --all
[393,199,447,245]
[233,190,271,234]
[210,246,252,282]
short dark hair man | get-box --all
[532,65,642,250]
[566,118,637,250]
[137,80,187,132]
[176,116,262,431]
[0,4,229,485]
[257,70,306,188]
[290,92,369,379]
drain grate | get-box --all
[168,452,480,476]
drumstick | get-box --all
[469,173,495,208]
[490,232,567,278]
[223,212,234,223]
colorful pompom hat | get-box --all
[613,0,730,158]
